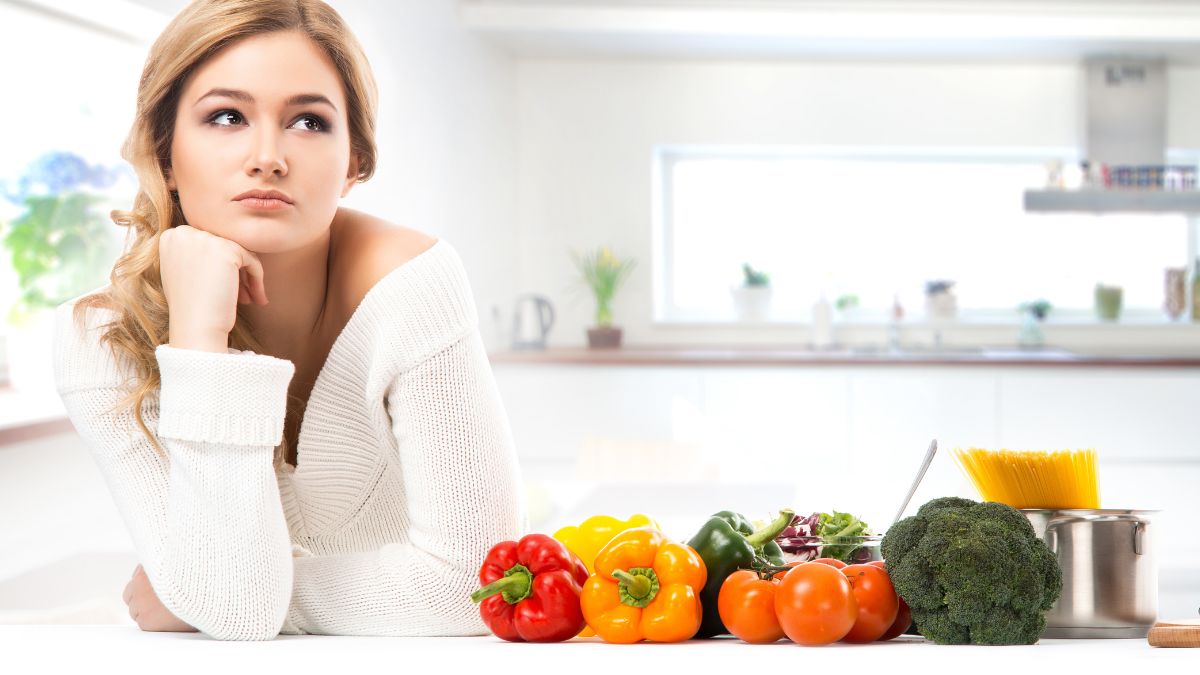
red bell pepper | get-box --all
[470,533,590,642]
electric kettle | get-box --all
[511,294,555,350]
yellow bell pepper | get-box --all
[553,514,659,574]
[579,526,707,643]
[554,514,659,638]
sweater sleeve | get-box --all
[52,299,297,641]
[280,325,528,636]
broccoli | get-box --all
[881,496,1062,645]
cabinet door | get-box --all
[847,367,1001,528]
[999,370,1200,461]
[492,364,703,465]
[701,368,850,508]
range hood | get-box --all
[1024,57,1200,214]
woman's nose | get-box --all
[245,128,287,177]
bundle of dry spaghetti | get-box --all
[952,447,1100,509]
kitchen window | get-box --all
[653,147,1193,324]
[0,2,149,404]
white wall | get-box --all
[333,1,519,351]
[514,58,1200,350]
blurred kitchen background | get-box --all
[2,0,1200,626]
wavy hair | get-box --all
[73,0,378,469]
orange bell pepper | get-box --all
[554,513,660,638]
[579,526,707,643]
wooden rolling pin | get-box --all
[1148,619,1200,647]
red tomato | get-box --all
[879,596,912,641]
[811,557,847,569]
[774,562,858,645]
[718,569,786,644]
[840,564,899,643]
[868,560,886,570]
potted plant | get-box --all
[730,262,772,321]
[924,279,958,320]
[834,293,861,321]
[0,151,125,387]
[1017,298,1052,348]
[571,246,635,349]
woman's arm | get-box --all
[53,301,296,641]
[281,327,527,636]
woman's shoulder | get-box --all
[330,208,441,309]
[329,209,477,367]
[52,289,130,394]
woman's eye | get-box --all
[207,110,242,127]
[293,114,328,132]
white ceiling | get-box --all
[96,0,1200,64]
[460,0,1200,63]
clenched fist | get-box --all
[158,224,268,352]
[122,564,197,633]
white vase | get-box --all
[730,285,773,321]
[0,331,9,388]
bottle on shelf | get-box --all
[1191,260,1200,321]
[811,293,833,350]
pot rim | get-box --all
[1020,508,1161,514]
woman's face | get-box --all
[166,30,358,253]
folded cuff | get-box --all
[155,344,295,446]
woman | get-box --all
[51,0,526,640]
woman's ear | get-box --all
[341,154,360,198]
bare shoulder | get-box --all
[331,207,439,310]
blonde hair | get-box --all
[73,0,378,469]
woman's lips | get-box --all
[236,197,293,211]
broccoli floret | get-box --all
[881,497,1062,645]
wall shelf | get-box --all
[1024,189,1200,214]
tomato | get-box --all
[811,557,847,569]
[879,595,912,641]
[840,563,899,643]
[718,570,786,643]
[868,560,886,570]
[774,562,857,645]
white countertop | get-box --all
[0,626,1192,672]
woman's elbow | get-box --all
[159,574,292,641]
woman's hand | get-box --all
[158,224,268,352]
[122,564,198,633]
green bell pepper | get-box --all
[686,508,795,638]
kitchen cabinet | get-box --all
[492,360,1200,568]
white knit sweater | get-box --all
[51,239,527,640]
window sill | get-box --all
[489,346,1200,368]
[0,386,70,446]
[652,315,1200,329]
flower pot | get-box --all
[730,285,773,321]
[1095,284,1123,321]
[586,326,623,349]
[925,290,958,320]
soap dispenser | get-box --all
[811,292,833,350]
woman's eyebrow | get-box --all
[194,87,337,112]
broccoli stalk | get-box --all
[881,497,1063,645]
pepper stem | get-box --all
[612,567,660,608]
[745,508,796,549]
[470,564,533,605]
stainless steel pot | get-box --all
[1023,509,1159,638]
